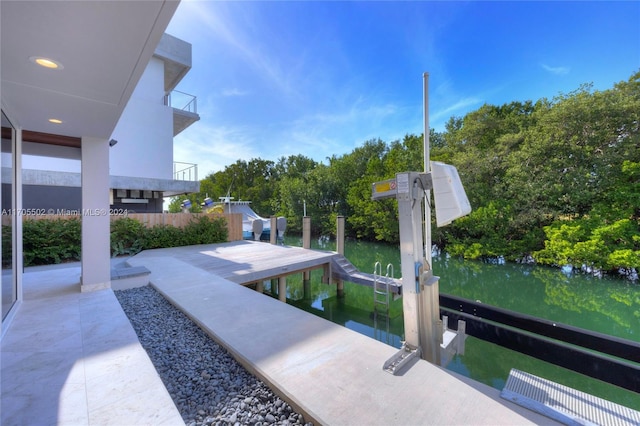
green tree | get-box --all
[163,70,640,276]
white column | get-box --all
[81,137,111,292]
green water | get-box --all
[277,235,640,410]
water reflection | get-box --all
[279,235,640,410]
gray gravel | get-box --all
[115,285,312,426]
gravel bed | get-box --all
[114,285,312,426]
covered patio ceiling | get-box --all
[1,0,179,141]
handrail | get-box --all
[173,161,198,181]
[164,90,198,114]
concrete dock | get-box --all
[128,241,556,425]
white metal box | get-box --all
[431,161,472,227]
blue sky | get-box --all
[166,1,640,178]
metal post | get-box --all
[420,72,441,364]
[396,173,425,353]
[396,172,441,364]
[423,72,432,267]
[372,73,446,372]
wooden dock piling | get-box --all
[303,217,311,282]
[336,216,345,297]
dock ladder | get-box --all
[373,262,394,344]
[373,262,393,314]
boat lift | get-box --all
[372,73,472,373]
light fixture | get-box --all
[48,118,63,124]
[29,56,64,70]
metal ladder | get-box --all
[373,262,393,344]
[373,262,393,314]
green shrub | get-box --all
[110,217,145,257]
[143,224,185,249]
[109,215,227,256]
[19,215,229,265]
[182,215,228,245]
[23,218,81,266]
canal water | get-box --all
[276,235,640,410]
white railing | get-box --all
[174,161,198,181]
[164,90,197,114]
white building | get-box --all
[109,32,200,212]
[15,33,199,214]
[1,0,188,322]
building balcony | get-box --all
[173,161,197,182]
[165,90,200,136]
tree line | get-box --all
[171,71,639,278]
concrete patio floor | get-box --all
[1,261,183,426]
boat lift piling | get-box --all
[373,73,472,373]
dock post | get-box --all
[278,276,287,302]
[270,216,277,244]
[303,216,311,249]
[256,281,264,294]
[303,278,311,301]
[337,215,345,255]
[302,216,311,281]
[336,216,345,298]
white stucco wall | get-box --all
[109,57,173,180]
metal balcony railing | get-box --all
[164,90,197,114]
[174,161,198,181]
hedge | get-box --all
[5,215,228,267]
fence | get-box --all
[9,212,243,242]
[126,213,242,241]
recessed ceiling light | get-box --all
[29,56,64,70]
[48,118,63,124]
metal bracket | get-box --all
[382,343,421,375]
[414,261,423,294]
[440,317,467,367]
[371,172,432,201]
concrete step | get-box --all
[111,262,151,290]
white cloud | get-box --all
[173,124,256,178]
[183,1,298,97]
[430,97,482,124]
[221,88,249,97]
[175,94,416,173]
[541,63,570,75]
